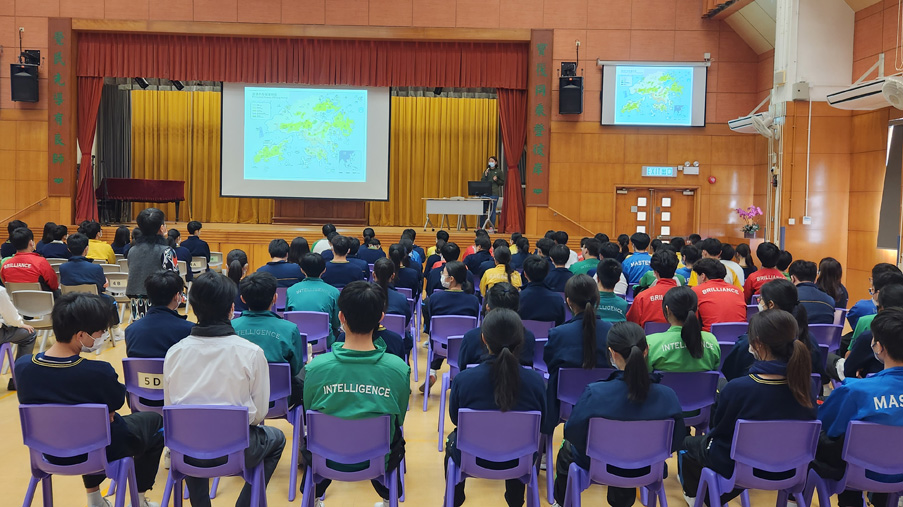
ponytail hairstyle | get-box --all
[481,308,524,411]
[661,286,704,359]
[565,274,601,369]
[617,234,630,257]
[748,309,813,408]
[373,257,395,296]
[816,257,843,302]
[494,245,514,284]
[362,227,376,246]
[515,236,530,254]
[736,243,755,269]
[388,244,406,276]
[759,279,811,349]
[166,228,180,249]
[226,249,248,285]
[444,261,474,294]
[607,322,651,402]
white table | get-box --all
[423,198,490,231]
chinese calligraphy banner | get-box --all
[47,18,74,198]
[525,29,552,207]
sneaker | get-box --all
[539,453,547,470]
[7,377,15,391]
[315,500,325,507]
[89,497,112,507]
[128,499,159,507]
[550,503,561,507]
[683,493,696,507]
[163,447,170,469]
[112,326,125,342]
[419,374,437,394]
[374,501,390,507]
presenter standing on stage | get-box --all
[480,156,504,232]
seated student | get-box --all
[462,229,490,260]
[587,242,629,295]
[543,274,613,435]
[743,241,786,302]
[319,232,339,262]
[646,286,720,372]
[357,235,387,265]
[615,234,630,262]
[691,258,746,332]
[334,281,408,362]
[1,227,59,293]
[735,243,757,280]
[687,238,742,289]
[480,245,523,295]
[720,244,746,287]
[478,239,510,276]
[302,281,410,507]
[59,233,123,341]
[227,248,250,313]
[424,238,446,276]
[777,249,794,279]
[626,250,680,328]
[789,260,836,324]
[34,221,56,255]
[388,243,422,296]
[164,272,286,507]
[424,242,476,296]
[814,308,903,507]
[0,282,36,390]
[41,224,71,259]
[844,280,903,381]
[817,257,849,309]
[621,232,653,285]
[345,236,371,280]
[721,279,826,382]
[510,236,530,271]
[518,254,567,326]
[681,311,817,506]
[446,308,546,507]
[232,272,305,408]
[848,263,900,332]
[17,293,164,507]
[569,238,601,275]
[398,238,422,274]
[425,230,449,260]
[634,246,687,294]
[372,257,414,353]
[125,271,193,359]
[0,220,26,259]
[256,238,305,288]
[535,237,555,263]
[122,227,141,259]
[460,282,536,370]
[676,244,700,281]
[402,228,426,264]
[463,235,493,280]
[311,223,336,255]
[288,237,310,266]
[286,253,341,346]
[110,225,130,256]
[81,221,116,265]
[552,322,686,507]
[180,220,211,265]
[166,229,193,282]
[595,259,629,323]
[553,231,579,268]
[544,244,575,293]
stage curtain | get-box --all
[369,95,498,227]
[131,90,273,224]
[76,77,103,222]
[497,88,527,234]
[77,33,528,90]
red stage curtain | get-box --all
[77,34,528,90]
[76,76,103,222]
[497,88,526,233]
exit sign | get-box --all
[642,166,677,177]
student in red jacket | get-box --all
[743,241,786,302]
[692,258,746,332]
[626,250,679,328]
[0,227,58,293]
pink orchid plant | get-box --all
[736,205,763,234]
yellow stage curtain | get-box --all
[130,90,274,224]
[369,95,498,227]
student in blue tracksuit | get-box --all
[446,308,547,507]
[543,274,613,435]
[518,254,567,326]
[789,260,836,324]
[372,257,413,353]
[844,264,900,354]
[459,283,535,370]
[679,309,817,505]
[621,232,653,285]
[553,322,686,507]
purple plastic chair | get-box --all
[161,405,268,507]
[383,313,418,382]
[717,342,734,370]
[658,371,720,434]
[833,308,848,327]
[268,363,304,501]
[303,411,399,507]
[121,358,165,415]
[557,293,574,321]
[710,322,748,343]
[746,305,759,321]
[563,418,675,507]
[444,409,542,507]
[424,315,477,411]
[804,421,903,507]
[644,322,671,335]
[438,335,465,451]
[523,320,554,340]
[233,310,242,319]
[0,341,17,385]
[397,287,413,299]
[533,338,548,375]
[693,419,822,507]
[284,311,330,359]
[273,287,288,313]
[19,404,141,507]
[808,324,843,353]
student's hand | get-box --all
[22,324,34,334]
[104,278,109,288]
[109,412,116,423]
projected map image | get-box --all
[614,66,694,126]
[244,88,367,182]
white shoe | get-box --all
[374,500,390,507]
[112,326,125,342]
[90,497,112,507]
[550,503,561,507]
[684,493,696,507]
[539,453,547,470]
[315,499,325,507]
[127,496,159,507]
[163,447,170,469]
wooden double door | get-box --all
[614,187,697,239]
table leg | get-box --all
[175,201,181,223]
[423,215,435,232]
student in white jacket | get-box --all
[0,284,36,390]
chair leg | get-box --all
[161,471,173,507]
[412,338,419,382]
[527,468,539,507]
[438,373,449,451]
[740,489,751,507]
[423,346,433,412]
[41,476,53,507]
[22,476,40,507]
[443,458,457,507]
[301,467,313,507]
[174,479,184,507]
[545,434,555,504]
[288,408,302,502]
[389,469,399,507]
[124,463,140,507]
[210,477,220,498]
[399,458,406,502]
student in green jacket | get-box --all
[232,271,305,408]
[646,286,720,372]
[569,238,602,276]
[302,280,411,507]
[595,258,629,323]
[286,253,341,346]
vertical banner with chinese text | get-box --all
[525,29,552,207]
[47,18,75,198]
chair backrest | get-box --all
[163,405,250,479]
[306,411,392,482]
[456,409,541,481]
[106,272,129,296]
[522,320,554,340]
[190,256,208,273]
[710,322,748,343]
[430,315,478,345]
[19,404,112,476]
[117,258,129,271]
[273,286,288,312]
[644,321,670,335]
[729,419,821,491]
[61,284,99,295]
[533,337,548,374]
[121,358,165,415]
[833,308,848,327]
[585,418,675,488]
[557,292,574,321]
[841,421,903,493]
[99,263,120,274]
[397,287,413,299]
[5,282,42,293]
[267,363,292,419]
[283,311,330,343]
[447,335,465,380]
[557,367,616,421]
[658,371,720,413]
[808,324,843,351]
[746,305,760,320]
[751,294,761,304]
[46,258,67,267]
[10,290,54,318]
[717,342,734,369]
[209,251,224,269]
[382,314,406,336]
[177,260,188,277]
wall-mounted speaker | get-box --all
[559,76,583,115]
[10,64,39,103]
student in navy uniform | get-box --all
[319,232,338,262]
[424,242,476,296]
[122,227,140,259]
[552,322,686,507]
[321,235,366,288]
[357,234,387,265]
[125,271,193,359]
[463,235,492,280]
[679,309,817,505]
[422,261,481,393]
[544,244,574,293]
[41,224,71,259]
[518,254,567,326]
[167,229,193,282]
[510,236,530,271]
[34,221,56,255]
[478,239,510,276]
[372,257,414,353]
[401,228,426,264]
[460,283,536,370]
[110,225,130,256]
[816,257,848,309]
[843,282,903,381]
[423,231,449,275]
[388,243,422,296]
[789,260,836,324]
[180,220,210,265]
[446,308,547,507]
[0,220,25,259]
[346,237,371,279]
[58,233,124,341]
[287,236,310,266]
[256,238,304,288]
[227,249,250,313]
[399,238,423,274]
[543,274,613,435]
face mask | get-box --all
[441,276,451,289]
[757,300,767,312]
[872,342,884,364]
[488,161,496,168]
[748,345,760,360]
[81,331,109,353]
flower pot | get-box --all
[743,231,756,239]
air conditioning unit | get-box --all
[826,76,903,111]
[728,112,774,135]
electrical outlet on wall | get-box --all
[802,216,812,225]
[788,218,796,225]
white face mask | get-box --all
[441,276,451,289]
[757,300,767,312]
[872,341,884,364]
[80,331,109,353]
[488,161,496,168]
[748,344,760,360]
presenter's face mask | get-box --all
[488,161,496,168]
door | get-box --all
[614,187,697,239]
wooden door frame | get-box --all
[612,185,701,238]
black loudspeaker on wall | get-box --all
[10,64,39,103]
[559,76,583,115]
